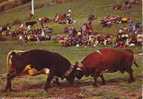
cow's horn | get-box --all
[64,65,74,77]
[78,63,84,68]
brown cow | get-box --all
[74,48,138,86]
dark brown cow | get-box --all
[74,48,138,86]
[5,49,76,91]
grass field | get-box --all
[0,0,142,98]
[0,41,142,98]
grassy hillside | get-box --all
[0,0,142,22]
[0,0,142,98]
[0,0,142,34]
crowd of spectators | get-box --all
[100,16,130,27]
[115,22,142,47]
[53,8,76,24]
[0,9,75,42]
[0,22,53,43]
[0,7,142,48]
[57,17,142,48]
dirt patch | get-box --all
[79,81,142,99]
[0,75,142,98]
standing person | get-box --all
[66,8,72,24]
[81,15,96,35]
[85,21,94,35]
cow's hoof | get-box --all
[68,80,74,85]
[101,83,106,85]
[128,79,135,83]
[2,89,8,92]
[9,89,17,92]
[93,83,98,87]
[44,86,49,91]
[3,88,15,92]
[101,82,106,85]
[53,80,60,86]
[44,88,48,92]
[44,85,51,91]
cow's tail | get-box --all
[134,60,139,67]
[133,53,139,68]
[125,49,139,67]
[6,50,24,72]
[133,52,139,68]
[6,50,16,72]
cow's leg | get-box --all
[44,71,54,91]
[53,77,60,86]
[100,74,106,85]
[5,72,16,91]
[127,68,135,83]
[93,72,100,86]
[55,77,60,85]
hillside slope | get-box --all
[0,0,31,12]
[0,0,142,34]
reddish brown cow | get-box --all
[74,48,138,86]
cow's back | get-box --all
[100,48,134,66]
[16,49,71,75]
[81,48,134,73]
[100,48,125,66]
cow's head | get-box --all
[64,64,77,84]
[73,62,84,80]
[65,62,84,82]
